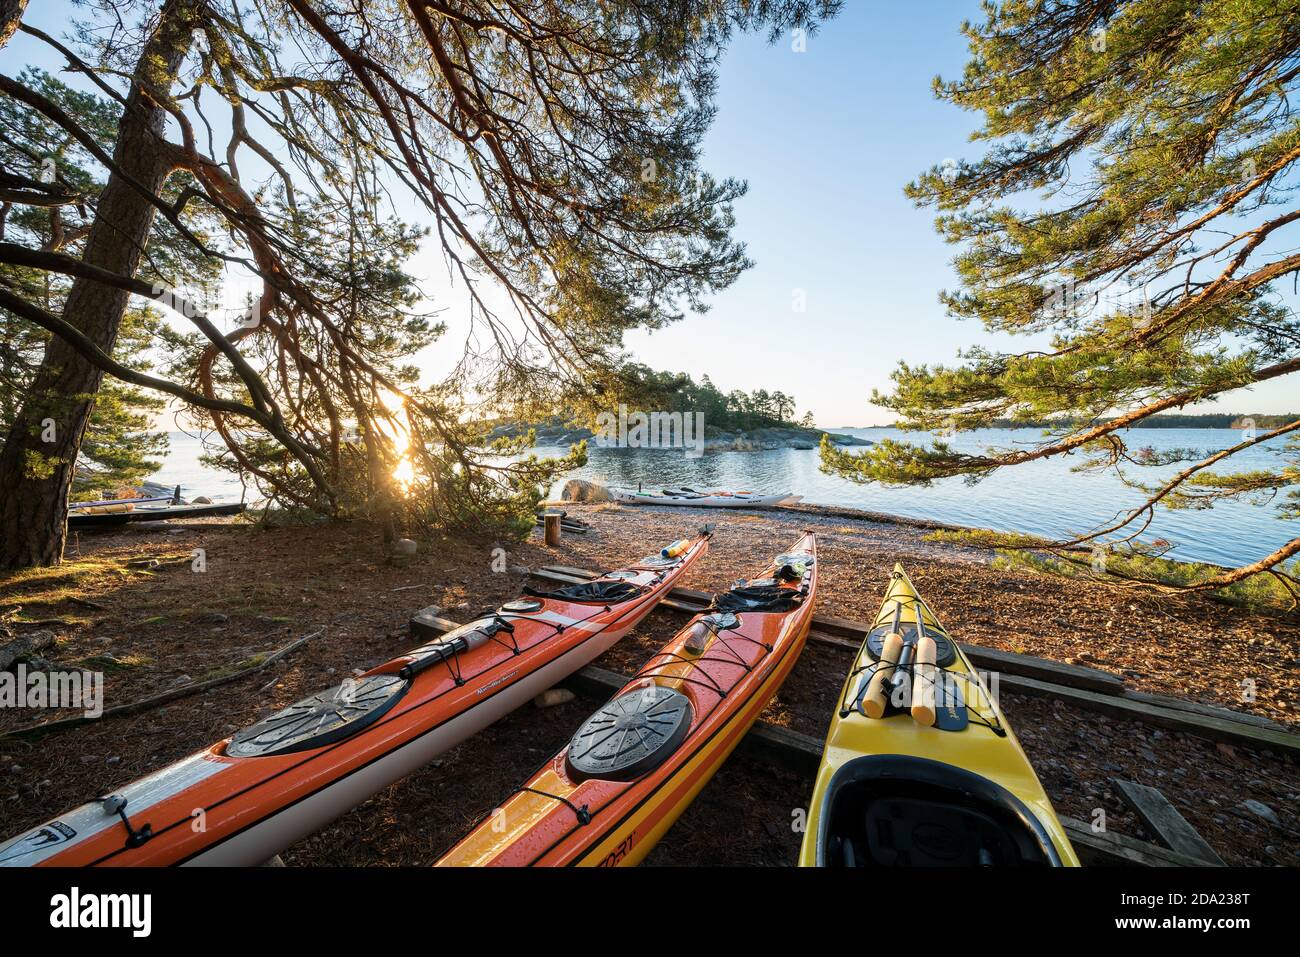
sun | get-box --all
[376,389,417,491]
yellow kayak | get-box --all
[799,564,1078,866]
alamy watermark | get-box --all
[150,279,262,331]
[594,405,705,459]
[0,666,103,718]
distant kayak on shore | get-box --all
[609,487,801,508]
[67,503,246,527]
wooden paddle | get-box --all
[859,606,903,719]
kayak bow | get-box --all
[0,532,710,867]
[798,564,1078,867]
[435,532,817,866]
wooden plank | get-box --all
[1119,689,1284,730]
[531,567,709,614]
[998,673,1300,757]
[536,566,1125,694]
[806,630,861,654]
[409,605,463,642]
[658,595,707,614]
[1058,816,1217,867]
[811,613,874,639]
[542,565,605,579]
[959,644,1123,694]
[533,566,1297,751]
[538,565,714,605]
[1111,778,1225,865]
[808,614,1124,694]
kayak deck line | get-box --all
[799,564,1079,867]
[0,533,712,867]
[560,663,1217,868]
[434,534,818,867]
[532,566,1295,750]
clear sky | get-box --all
[6,2,1296,425]
[619,1,1297,424]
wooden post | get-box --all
[543,511,562,546]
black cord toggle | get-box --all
[100,794,153,849]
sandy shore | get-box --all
[0,503,1295,865]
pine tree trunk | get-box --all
[0,0,197,569]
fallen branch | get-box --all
[0,630,324,739]
[11,618,76,629]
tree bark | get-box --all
[0,0,198,568]
[0,0,27,50]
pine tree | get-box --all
[0,68,214,497]
[823,0,1300,595]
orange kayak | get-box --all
[435,532,817,866]
[0,531,710,867]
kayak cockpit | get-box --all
[814,755,1063,867]
[522,578,645,603]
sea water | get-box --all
[151,427,1295,568]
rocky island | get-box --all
[487,421,872,452]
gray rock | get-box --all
[1240,799,1280,825]
[560,479,613,502]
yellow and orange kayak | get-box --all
[798,564,1078,867]
[436,532,817,866]
[0,532,711,867]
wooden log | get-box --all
[1111,778,1225,865]
[543,512,562,546]
[0,629,56,670]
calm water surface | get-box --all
[539,427,1296,569]
[153,428,1295,568]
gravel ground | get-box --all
[0,504,1295,865]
